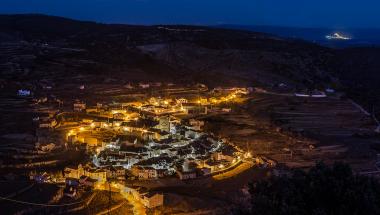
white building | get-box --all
[139,83,150,88]
[176,98,188,104]
[18,89,31,96]
[73,101,86,112]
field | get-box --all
[203,92,380,170]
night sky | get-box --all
[1,0,379,28]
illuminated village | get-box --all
[26,83,269,212]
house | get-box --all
[86,107,98,114]
[198,98,208,105]
[96,150,131,167]
[131,166,158,179]
[76,134,101,147]
[73,101,86,112]
[140,192,164,208]
[18,89,31,96]
[188,119,204,131]
[177,161,197,180]
[176,169,197,180]
[139,83,150,89]
[64,164,107,183]
[222,108,231,112]
[142,128,169,141]
[157,115,170,132]
[203,160,229,172]
[64,166,84,179]
[126,187,164,208]
[181,103,207,115]
[189,119,204,127]
[138,167,158,179]
[86,168,108,182]
[212,151,234,162]
[176,98,188,104]
[82,119,93,124]
[105,166,126,179]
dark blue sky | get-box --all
[1,0,379,28]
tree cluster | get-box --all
[249,162,380,215]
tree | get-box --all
[249,162,380,215]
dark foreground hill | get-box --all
[1,14,380,113]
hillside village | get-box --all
[22,83,266,211]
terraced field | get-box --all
[271,97,374,138]
[251,93,380,169]
[203,92,380,170]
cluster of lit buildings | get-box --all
[28,84,252,208]
[61,87,251,183]
[89,117,241,180]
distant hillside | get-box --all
[1,14,380,115]
[217,25,380,48]
[0,14,338,89]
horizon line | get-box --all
[1,13,380,30]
